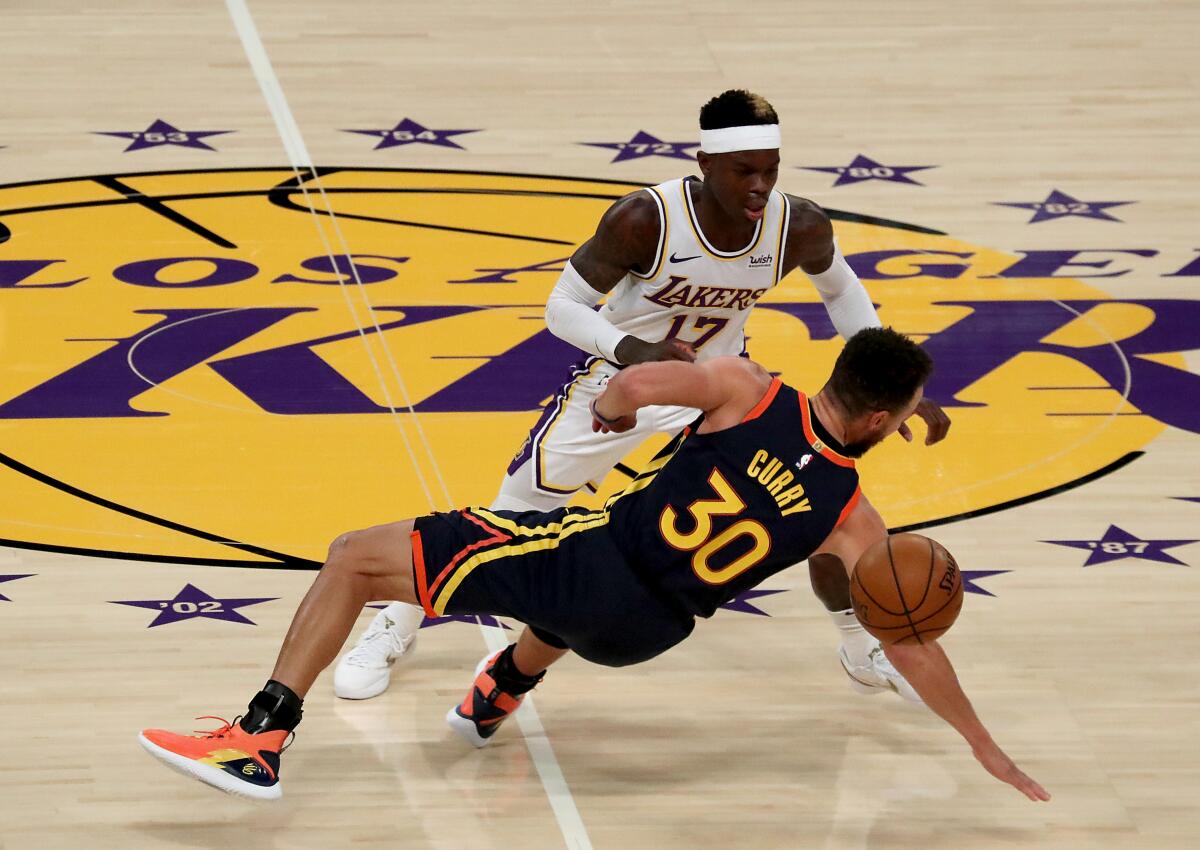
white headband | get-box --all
[699,123,781,154]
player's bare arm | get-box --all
[781,194,951,444]
[571,191,661,294]
[780,195,838,277]
[885,641,1050,802]
[545,191,696,366]
[816,501,1050,802]
[590,356,771,434]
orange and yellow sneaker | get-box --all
[138,716,290,800]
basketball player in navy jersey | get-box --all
[140,328,1048,804]
[336,89,952,706]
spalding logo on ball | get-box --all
[850,533,964,645]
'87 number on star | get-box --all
[1086,541,1149,554]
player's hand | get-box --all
[899,397,951,445]
[614,337,696,365]
[590,397,637,434]
[972,744,1051,802]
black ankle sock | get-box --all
[239,679,304,734]
[490,644,544,696]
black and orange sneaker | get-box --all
[446,651,537,748]
[138,716,290,800]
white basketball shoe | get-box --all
[838,641,925,705]
[334,603,424,699]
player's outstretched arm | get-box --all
[883,641,1050,801]
[817,500,1050,802]
[590,356,771,434]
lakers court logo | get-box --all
[1,167,1197,567]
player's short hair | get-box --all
[699,90,779,130]
[828,327,934,416]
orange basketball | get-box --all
[850,533,964,645]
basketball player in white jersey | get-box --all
[334,90,951,714]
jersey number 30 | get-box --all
[658,469,772,585]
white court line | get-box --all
[224,3,593,848]
[476,626,593,850]
[225,0,440,510]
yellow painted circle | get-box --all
[0,168,1168,565]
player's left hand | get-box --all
[899,397,951,445]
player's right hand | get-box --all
[590,397,637,434]
[972,744,1051,802]
[614,337,696,365]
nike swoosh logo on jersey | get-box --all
[669,252,701,263]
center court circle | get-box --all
[0,167,1169,565]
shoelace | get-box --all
[191,714,297,752]
[344,627,394,667]
[192,715,236,737]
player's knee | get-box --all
[322,536,389,605]
[325,532,349,564]
[326,529,380,571]
[327,529,360,561]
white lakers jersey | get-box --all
[600,176,791,360]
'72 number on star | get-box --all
[618,143,680,155]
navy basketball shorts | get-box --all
[410,506,695,667]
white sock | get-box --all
[381,601,425,635]
[829,608,875,663]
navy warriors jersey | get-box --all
[607,379,861,618]
[599,176,791,360]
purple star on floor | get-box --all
[1173,497,1200,504]
[342,118,479,150]
[111,583,277,627]
[1043,525,1196,566]
[801,154,935,187]
[719,588,787,616]
[582,130,699,163]
[0,575,34,602]
[960,570,1010,597]
[993,188,1133,223]
[94,119,232,152]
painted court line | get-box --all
[225,0,440,510]
[224,2,593,847]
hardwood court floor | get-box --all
[1,2,1198,848]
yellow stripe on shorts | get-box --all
[432,513,612,615]
[470,506,607,539]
